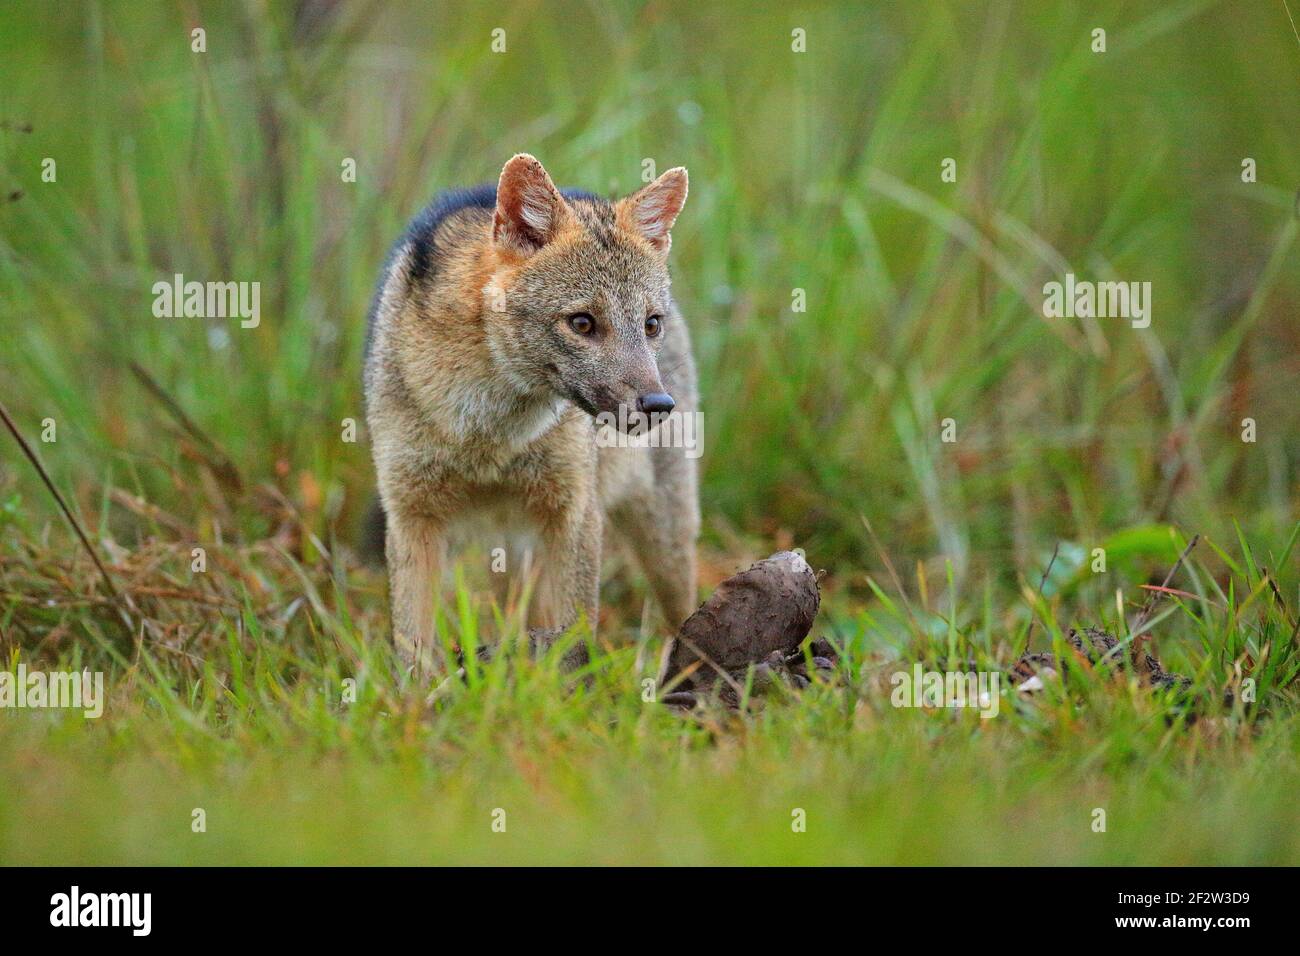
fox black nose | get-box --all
[637,392,675,415]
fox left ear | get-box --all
[618,167,688,254]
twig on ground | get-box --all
[859,513,923,636]
[128,361,243,494]
[1260,566,1297,632]
[1131,533,1200,639]
[108,488,195,539]
[1023,541,1061,651]
[0,398,125,612]
[669,633,751,700]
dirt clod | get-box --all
[1012,626,1192,694]
[658,550,823,707]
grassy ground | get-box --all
[1,0,1298,864]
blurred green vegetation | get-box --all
[2,0,1295,579]
[0,0,1298,864]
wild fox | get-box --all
[364,154,699,674]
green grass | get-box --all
[1,0,1298,864]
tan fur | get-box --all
[364,155,699,675]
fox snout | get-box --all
[615,367,675,431]
[616,384,676,435]
[577,377,675,434]
[637,391,675,414]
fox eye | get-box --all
[567,313,595,336]
[645,315,663,338]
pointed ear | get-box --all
[493,154,571,257]
[618,167,688,254]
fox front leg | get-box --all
[385,513,448,679]
[529,498,601,668]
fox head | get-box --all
[482,154,688,432]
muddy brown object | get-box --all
[1012,626,1191,694]
[659,551,821,695]
[662,650,823,711]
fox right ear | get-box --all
[493,154,571,257]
